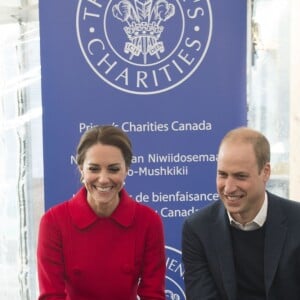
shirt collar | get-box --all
[68,187,136,229]
[227,192,268,231]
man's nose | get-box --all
[224,177,237,194]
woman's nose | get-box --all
[97,172,109,183]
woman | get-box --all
[37,125,166,299]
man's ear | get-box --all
[263,163,271,182]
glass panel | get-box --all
[248,0,290,198]
[0,7,42,299]
[0,0,20,7]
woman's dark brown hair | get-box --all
[76,125,133,168]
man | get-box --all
[182,127,300,300]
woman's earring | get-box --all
[80,171,85,184]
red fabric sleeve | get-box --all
[37,210,67,300]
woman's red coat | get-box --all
[37,187,166,299]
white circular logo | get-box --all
[165,245,186,299]
[77,0,212,95]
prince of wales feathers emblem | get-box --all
[112,0,175,64]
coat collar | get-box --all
[212,203,237,300]
[264,191,287,293]
[68,187,136,229]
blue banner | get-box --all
[39,0,247,298]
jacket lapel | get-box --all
[264,194,287,294]
[212,205,237,300]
